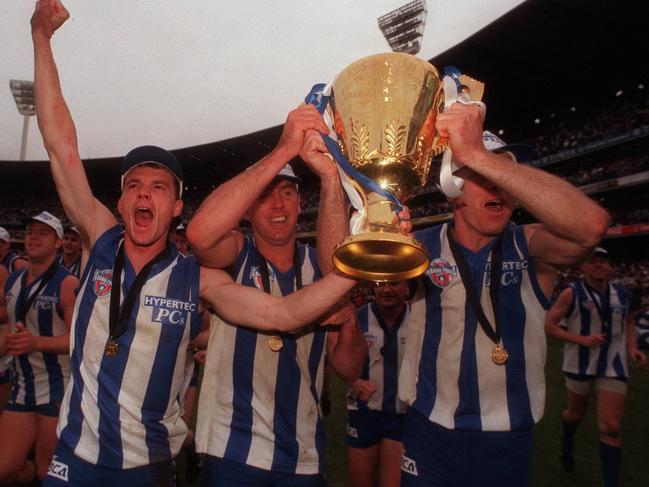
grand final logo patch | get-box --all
[426,258,457,288]
[249,265,275,291]
[93,269,113,297]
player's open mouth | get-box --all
[270,216,287,224]
[485,200,505,213]
[134,207,154,227]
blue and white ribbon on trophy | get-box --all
[438,66,487,198]
[304,83,403,235]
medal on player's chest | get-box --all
[448,232,509,366]
[490,343,509,365]
[268,335,283,352]
[105,339,119,358]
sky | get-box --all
[1,0,523,161]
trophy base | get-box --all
[333,232,430,282]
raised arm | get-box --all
[437,104,609,270]
[199,266,356,332]
[187,106,329,268]
[300,130,349,273]
[32,0,116,247]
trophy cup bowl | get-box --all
[329,52,447,281]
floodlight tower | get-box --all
[378,0,428,55]
[10,80,36,161]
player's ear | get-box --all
[172,200,183,218]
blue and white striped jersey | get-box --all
[2,251,21,273]
[347,302,410,414]
[399,222,549,432]
[4,264,71,406]
[636,310,649,349]
[196,236,327,475]
[561,280,629,379]
[58,254,81,278]
[57,226,201,469]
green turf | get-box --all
[177,341,649,486]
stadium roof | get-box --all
[0,0,524,162]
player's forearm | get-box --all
[545,322,582,344]
[471,152,608,249]
[33,33,94,225]
[316,175,348,274]
[35,333,70,354]
[33,34,81,172]
[274,272,357,332]
[626,318,638,352]
[329,321,366,383]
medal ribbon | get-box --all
[254,242,303,294]
[16,260,59,323]
[447,232,504,346]
[254,242,303,346]
[108,241,171,343]
[371,301,407,357]
[583,283,611,335]
[304,84,404,213]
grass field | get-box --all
[177,340,649,486]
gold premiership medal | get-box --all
[268,335,283,352]
[105,340,119,358]
[490,344,508,365]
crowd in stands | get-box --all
[522,88,649,157]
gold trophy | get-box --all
[327,52,448,281]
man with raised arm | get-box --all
[32,1,357,485]
[398,106,610,487]
[187,107,365,485]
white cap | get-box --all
[0,227,9,242]
[276,164,301,183]
[64,225,80,236]
[23,211,64,239]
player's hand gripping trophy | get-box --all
[307,52,483,281]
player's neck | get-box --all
[254,235,296,274]
[450,221,496,253]
[123,237,168,274]
[585,276,608,294]
[27,253,56,284]
[62,252,79,267]
[378,303,405,327]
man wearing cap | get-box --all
[0,211,78,483]
[32,1,358,484]
[0,226,28,273]
[58,226,82,277]
[187,110,365,484]
[545,247,646,487]
[398,103,610,487]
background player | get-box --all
[545,247,647,487]
[0,226,28,273]
[58,225,82,277]
[0,211,77,483]
[347,280,412,487]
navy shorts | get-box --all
[5,400,61,417]
[346,409,404,448]
[401,409,533,487]
[203,455,326,487]
[42,443,175,486]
